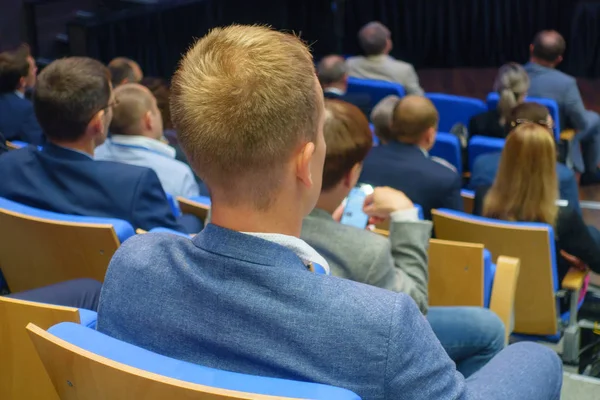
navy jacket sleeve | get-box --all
[439,173,463,211]
[19,103,44,146]
[132,169,186,232]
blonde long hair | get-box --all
[494,63,530,124]
[483,123,558,225]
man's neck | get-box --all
[530,57,556,69]
[211,202,305,238]
[49,139,95,157]
[15,86,26,95]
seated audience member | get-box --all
[525,30,600,175]
[317,55,372,117]
[95,83,200,198]
[369,94,400,142]
[0,131,8,155]
[471,102,580,213]
[301,99,504,377]
[0,57,185,233]
[5,278,101,311]
[108,57,143,87]
[97,25,562,399]
[360,95,463,219]
[347,22,424,95]
[0,44,44,145]
[474,122,600,287]
[469,63,529,139]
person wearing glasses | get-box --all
[473,118,600,289]
[470,102,580,213]
[0,57,186,233]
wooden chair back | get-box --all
[0,297,81,400]
[461,191,475,214]
[490,256,521,343]
[26,324,301,400]
[432,210,557,336]
[428,239,485,307]
[178,197,210,223]
[0,208,120,292]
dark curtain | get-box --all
[67,0,600,79]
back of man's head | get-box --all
[317,55,347,87]
[390,95,439,145]
[0,44,33,93]
[358,22,390,56]
[110,83,162,138]
[108,57,143,87]
[531,30,566,64]
[321,99,372,191]
[34,57,111,142]
[370,95,401,143]
[171,25,321,210]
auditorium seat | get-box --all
[0,296,97,400]
[432,208,589,363]
[430,132,462,175]
[27,322,361,400]
[460,189,475,214]
[426,93,487,133]
[0,197,134,292]
[486,92,560,141]
[346,76,405,108]
[468,136,505,172]
[177,195,211,223]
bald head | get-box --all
[391,95,439,145]
[108,57,143,87]
[532,30,565,64]
[110,83,162,139]
[358,22,391,56]
[317,55,347,86]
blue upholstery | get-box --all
[188,195,211,206]
[368,123,379,146]
[0,197,135,243]
[8,140,42,150]
[426,94,487,133]
[483,249,494,309]
[430,132,462,175]
[461,188,475,198]
[486,92,560,141]
[165,193,181,218]
[148,227,192,238]
[77,309,98,329]
[468,136,505,172]
[434,209,579,342]
[48,322,361,399]
[347,77,405,107]
[415,204,424,220]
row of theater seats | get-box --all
[0,188,589,398]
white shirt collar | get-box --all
[14,90,25,99]
[419,147,429,158]
[109,135,177,159]
[242,232,330,274]
[323,87,346,96]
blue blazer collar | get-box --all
[42,142,94,161]
[386,141,425,156]
[193,224,309,272]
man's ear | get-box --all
[88,109,106,137]
[296,141,316,188]
[18,76,26,90]
[144,110,153,131]
[556,55,563,65]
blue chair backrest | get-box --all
[486,92,560,141]
[347,77,405,107]
[0,197,135,243]
[165,193,181,218]
[8,140,43,151]
[468,136,505,172]
[426,93,487,133]
[415,204,424,220]
[429,132,462,175]
[368,123,379,146]
[48,322,361,399]
[188,195,211,206]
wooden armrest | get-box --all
[561,267,587,291]
[6,141,19,150]
[560,129,576,141]
[489,256,520,344]
[135,228,148,234]
[372,228,389,237]
[177,196,210,222]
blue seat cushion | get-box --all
[78,309,98,329]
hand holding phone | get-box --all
[363,187,414,220]
[340,184,374,229]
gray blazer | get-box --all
[347,55,424,96]
[301,208,432,313]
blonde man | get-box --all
[97,25,562,400]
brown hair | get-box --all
[108,57,142,86]
[322,99,373,191]
[532,30,566,63]
[171,25,320,209]
[0,44,31,93]
[390,95,439,144]
[483,123,558,225]
[370,95,400,143]
[142,77,172,130]
[506,102,551,135]
[110,83,156,136]
[34,57,111,141]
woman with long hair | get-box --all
[469,63,530,139]
[474,121,600,284]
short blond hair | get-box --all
[110,83,156,136]
[171,25,320,209]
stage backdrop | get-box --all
[66,0,600,79]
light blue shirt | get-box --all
[95,135,200,198]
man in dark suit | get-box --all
[360,95,463,219]
[0,57,185,233]
[0,44,44,145]
[317,55,372,118]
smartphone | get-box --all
[340,184,374,229]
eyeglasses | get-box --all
[86,99,119,125]
[509,118,554,131]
